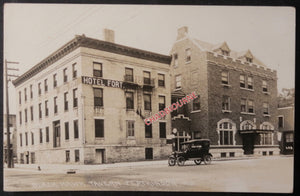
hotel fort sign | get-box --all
[82,76,124,89]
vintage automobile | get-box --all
[168,139,213,166]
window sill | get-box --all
[240,87,254,92]
[240,112,256,115]
[174,88,182,91]
[158,85,165,88]
[263,91,270,95]
[191,110,201,114]
[127,137,135,140]
[263,114,271,117]
[185,61,192,64]
[126,109,135,111]
[221,84,231,88]
[222,110,232,113]
[95,137,105,140]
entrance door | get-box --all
[243,134,254,155]
[95,149,105,164]
[145,148,153,160]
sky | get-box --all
[4,4,295,114]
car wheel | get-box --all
[204,155,212,165]
[177,156,185,166]
[194,159,202,165]
[168,157,176,166]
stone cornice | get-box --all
[13,35,171,87]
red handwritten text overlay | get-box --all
[144,91,197,125]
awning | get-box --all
[239,129,274,134]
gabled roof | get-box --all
[192,38,267,67]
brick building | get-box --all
[170,27,280,157]
[13,29,172,164]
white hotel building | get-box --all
[13,29,172,164]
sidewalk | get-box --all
[4,154,292,174]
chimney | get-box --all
[177,26,188,40]
[103,28,115,43]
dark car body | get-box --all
[168,139,213,166]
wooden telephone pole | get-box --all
[5,59,19,168]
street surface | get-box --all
[4,156,293,193]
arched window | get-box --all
[217,119,236,145]
[240,120,256,130]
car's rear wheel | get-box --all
[204,155,212,165]
[194,159,202,165]
[168,157,176,166]
[177,156,185,166]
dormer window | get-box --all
[246,57,253,63]
[221,50,229,56]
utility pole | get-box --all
[5,59,19,168]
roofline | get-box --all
[13,35,171,87]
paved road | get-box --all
[4,156,293,193]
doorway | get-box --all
[145,148,153,160]
[242,134,255,155]
[95,149,105,164]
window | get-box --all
[19,111,22,124]
[25,132,28,146]
[125,68,133,82]
[173,53,178,67]
[63,68,68,83]
[260,133,272,145]
[30,85,33,99]
[95,119,104,138]
[72,63,77,79]
[75,150,80,162]
[39,129,43,143]
[193,131,201,139]
[19,91,21,104]
[73,88,78,108]
[31,152,36,163]
[53,74,57,88]
[248,100,254,113]
[30,106,33,121]
[46,127,49,142]
[143,71,151,85]
[145,124,152,138]
[219,122,234,145]
[94,88,103,107]
[241,99,246,112]
[159,96,165,111]
[222,50,229,56]
[54,97,58,114]
[144,94,151,111]
[193,96,201,111]
[127,120,135,137]
[20,133,22,147]
[175,75,181,89]
[38,83,42,95]
[247,76,253,89]
[53,121,60,147]
[263,103,269,115]
[278,116,284,128]
[24,88,27,102]
[158,74,165,87]
[240,75,245,88]
[93,62,102,77]
[44,79,48,92]
[246,57,253,63]
[31,132,34,145]
[159,122,166,138]
[126,92,134,109]
[45,100,49,117]
[262,80,268,92]
[39,103,42,119]
[145,148,153,160]
[221,71,229,85]
[66,150,70,162]
[185,48,191,62]
[74,120,79,139]
[64,92,68,111]
[285,133,293,142]
[25,109,28,123]
[65,122,69,140]
[222,96,230,111]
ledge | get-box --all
[263,114,271,117]
[191,110,201,114]
[222,110,232,113]
[263,91,270,95]
[221,84,231,88]
[240,112,256,115]
[240,87,254,92]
